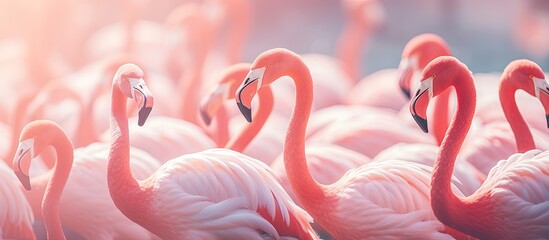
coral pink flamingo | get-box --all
[0,160,34,239]
[107,63,318,239]
[498,59,549,151]
[199,62,284,165]
[12,119,160,239]
[454,60,549,174]
[12,120,72,240]
[236,48,468,239]
[410,56,549,239]
[372,34,485,195]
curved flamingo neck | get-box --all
[24,124,73,240]
[5,92,36,162]
[224,0,249,64]
[499,81,535,152]
[178,45,209,125]
[41,129,73,240]
[107,84,153,224]
[336,18,369,82]
[432,71,494,236]
[225,87,273,152]
[431,88,452,145]
[211,106,230,147]
[280,56,330,211]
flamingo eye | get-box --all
[529,74,534,80]
[432,74,436,79]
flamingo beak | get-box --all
[235,68,265,123]
[130,78,154,126]
[199,83,230,126]
[12,138,35,191]
[410,77,433,133]
[398,59,414,99]
[533,77,549,128]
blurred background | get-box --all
[0,0,548,81]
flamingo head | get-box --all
[200,63,251,125]
[12,120,68,191]
[503,59,549,127]
[235,48,299,122]
[398,33,451,99]
[199,82,232,126]
[114,63,154,126]
[410,56,469,133]
[235,67,264,122]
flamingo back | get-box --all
[472,149,549,238]
[330,159,459,239]
[148,148,317,240]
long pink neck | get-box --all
[107,85,153,225]
[211,107,230,147]
[431,88,452,145]
[178,43,209,125]
[26,125,73,240]
[42,130,73,240]
[431,71,496,237]
[225,87,273,152]
[281,56,330,212]
[336,18,369,82]
[6,92,36,162]
[499,81,535,152]
[224,0,249,65]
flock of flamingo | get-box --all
[1,0,548,239]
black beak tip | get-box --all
[14,171,31,191]
[237,102,252,123]
[546,114,549,129]
[138,107,153,126]
[412,114,429,133]
[199,109,212,126]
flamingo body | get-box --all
[140,148,318,240]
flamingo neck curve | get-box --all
[431,70,498,237]
[41,130,73,240]
[499,80,535,152]
[336,18,369,83]
[107,84,154,227]
[225,87,273,152]
[278,56,331,214]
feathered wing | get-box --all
[150,148,318,240]
[59,142,160,239]
[101,117,216,162]
[374,143,485,196]
[308,114,434,158]
[477,149,549,238]
[460,122,518,175]
[334,160,458,240]
[0,161,35,239]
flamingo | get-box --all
[0,160,35,239]
[107,63,319,239]
[409,56,549,239]
[235,48,468,239]
[11,120,72,239]
[199,64,372,216]
[454,60,549,174]
[199,62,285,165]
[372,33,485,196]
[11,119,160,239]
